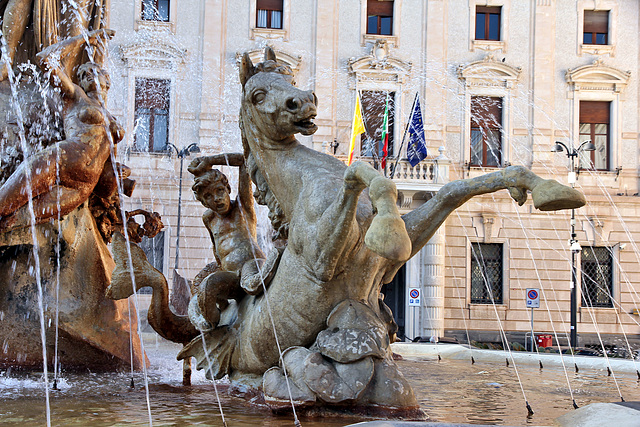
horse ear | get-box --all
[264,46,277,62]
[240,53,255,86]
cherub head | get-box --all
[192,169,232,215]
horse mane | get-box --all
[238,51,297,240]
[239,74,290,240]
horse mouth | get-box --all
[294,116,316,129]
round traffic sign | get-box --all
[527,289,538,300]
[409,289,420,299]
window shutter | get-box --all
[584,10,608,34]
[580,101,610,124]
[471,97,502,127]
[257,0,283,11]
[368,0,394,16]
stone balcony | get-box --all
[332,147,451,211]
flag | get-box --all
[406,94,427,167]
[380,93,390,169]
[348,92,365,165]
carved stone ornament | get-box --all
[458,54,522,89]
[348,39,412,84]
[565,60,631,93]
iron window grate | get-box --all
[581,246,613,308]
[470,243,503,304]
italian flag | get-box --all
[380,93,389,169]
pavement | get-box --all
[391,342,640,374]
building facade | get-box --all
[108,0,640,349]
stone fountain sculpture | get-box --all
[0,19,147,370]
[155,48,584,416]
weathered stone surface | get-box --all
[0,206,144,370]
[180,48,586,414]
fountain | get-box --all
[1,4,637,426]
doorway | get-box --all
[381,265,406,340]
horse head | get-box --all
[239,47,318,148]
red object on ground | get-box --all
[536,334,553,348]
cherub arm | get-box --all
[187,153,244,177]
[236,160,256,234]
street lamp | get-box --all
[167,142,201,273]
[551,140,595,350]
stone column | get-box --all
[421,225,446,339]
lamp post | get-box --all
[167,142,201,273]
[552,140,595,350]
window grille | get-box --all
[581,246,613,308]
[470,243,503,304]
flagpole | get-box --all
[390,93,419,180]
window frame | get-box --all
[135,0,176,32]
[578,101,610,171]
[468,0,507,52]
[366,0,394,36]
[133,77,171,153]
[475,6,501,41]
[250,0,290,40]
[359,90,395,163]
[361,0,402,47]
[469,96,503,168]
[256,0,283,30]
[577,1,617,57]
[141,0,170,22]
[469,242,505,305]
[582,10,608,45]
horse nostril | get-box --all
[286,98,299,111]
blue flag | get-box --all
[406,94,428,167]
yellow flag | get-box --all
[348,93,365,165]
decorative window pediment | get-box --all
[458,54,521,89]
[348,39,412,84]
[121,40,187,69]
[566,60,630,93]
[237,46,302,73]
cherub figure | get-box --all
[188,153,279,328]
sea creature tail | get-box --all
[177,326,237,380]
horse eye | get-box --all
[253,91,266,104]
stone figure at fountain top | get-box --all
[0,29,122,232]
[0,0,107,81]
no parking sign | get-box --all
[408,288,421,306]
[526,288,540,308]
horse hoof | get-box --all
[532,179,586,211]
[365,214,412,261]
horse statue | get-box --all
[176,47,585,415]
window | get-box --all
[475,6,501,41]
[470,243,503,304]
[360,91,394,160]
[256,0,283,29]
[583,10,608,45]
[142,0,169,22]
[470,96,502,167]
[138,231,165,294]
[367,0,393,36]
[581,246,613,308]
[134,78,170,153]
[579,101,610,171]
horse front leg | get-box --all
[403,165,585,258]
[345,161,411,261]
